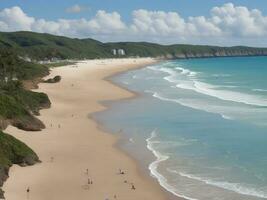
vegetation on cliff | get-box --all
[1,31,267,60]
[0,49,50,131]
[0,81,50,131]
[0,49,50,198]
[0,130,39,197]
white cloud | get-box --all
[131,10,187,36]
[210,3,267,37]
[65,4,89,13]
[1,4,267,46]
[0,9,126,38]
[0,6,34,31]
[88,10,126,34]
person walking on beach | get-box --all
[87,178,93,185]
[118,169,125,175]
[26,187,30,199]
[131,183,136,190]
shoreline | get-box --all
[3,58,181,200]
[93,67,186,200]
[88,58,183,200]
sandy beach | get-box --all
[2,58,174,200]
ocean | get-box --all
[93,56,267,200]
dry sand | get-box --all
[3,58,176,200]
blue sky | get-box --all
[1,0,267,21]
[1,1,267,46]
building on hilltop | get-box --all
[111,49,126,56]
[118,49,125,56]
[111,49,117,55]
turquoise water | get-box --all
[94,57,267,200]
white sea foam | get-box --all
[152,92,180,104]
[146,130,199,200]
[129,138,134,143]
[152,92,233,120]
[253,89,267,92]
[168,170,267,199]
[150,65,267,107]
[221,115,233,120]
[142,63,267,199]
[162,67,194,84]
[176,67,198,77]
[214,85,239,89]
[122,81,129,85]
[177,80,267,107]
[212,74,232,77]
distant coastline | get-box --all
[1,31,267,61]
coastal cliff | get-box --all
[0,130,39,198]
[0,50,51,198]
[169,49,267,59]
[1,31,267,61]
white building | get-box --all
[111,49,126,56]
[111,49,117,55]
[118,49,125,56]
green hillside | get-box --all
[0,130,39,197]
[0,49,50,131]
[0,50,50,198]
[0,31,110,59]
[1,31,267,60]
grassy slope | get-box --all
[0,130,39,197]
[0,50,50,197]
[0,130,39,167]
[0,31,110,59]
[0,50,51,131]
[1,31,267,60]
[0,82,50,131]
[0,49,49,79]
